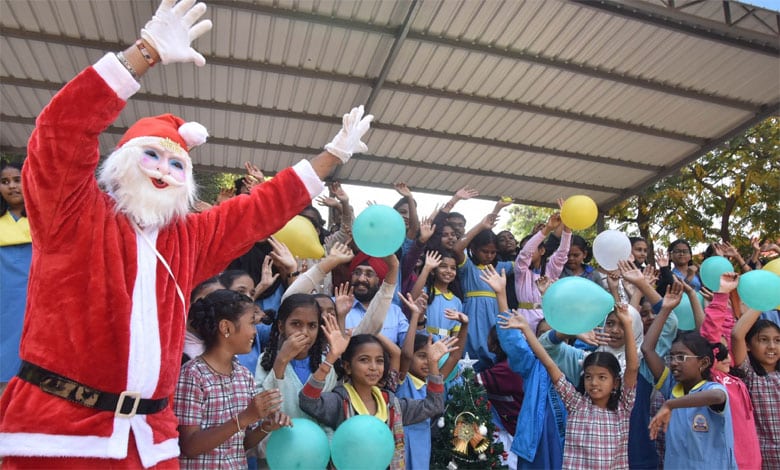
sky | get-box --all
[742,0,779,10]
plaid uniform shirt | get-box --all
[174,357,257,470]
[554,375,636,470]
[738,359,780,468]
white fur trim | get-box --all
[128,229,162,396]
[178,121,208,149]
[93,53,141,101]
[292,160,325,199]
[0,418,179,467]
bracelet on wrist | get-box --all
[321,359,334,369]
[116,52,138,79]
[234,415,244,434]
[287,271,300,279]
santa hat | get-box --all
[117,114,208,156]
[349,252,389,281]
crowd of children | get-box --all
[3,157,778,469]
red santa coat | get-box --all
[0,55,319,466]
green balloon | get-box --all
[737,270,780,312]
[331,415,394,470]
[266,418,330,469]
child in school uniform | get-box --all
[395,293,468,469]
[299,314,456,470]
[643,286,737,468]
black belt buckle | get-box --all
[115,391,142,418]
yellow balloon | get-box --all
[272,216,325,259]
[763,258,780,276]
[560,195,598,230]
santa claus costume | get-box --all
[0,1,373,467]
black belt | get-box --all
[17,361,168,417]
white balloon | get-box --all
[592,230,631,271]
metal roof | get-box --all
[2,0,778,210]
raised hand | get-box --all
[419,217,436,244]
[655,249,669,268]
[428,336,459,364]
[141,0,213,66]
[244,162,264,182]
[398,292,425,319]
[327,242,354,265]
[394,182,413,198]
[535,276,553,296]
[618,260,645,286]
[661,280,684,311]
[255,256,279,296]
[544,213,562,234]
[444,309,468,326]
[643,265,659,286]
[316,195,340,209]
[481,213,499,230]
[423,251,442,271]
[717,272,739,293]
[329,181,349,203]
[497,310,529,331]
[268,237,297,274]
[455,187,479,200]
[479,264,506,294]
[322,312,350,358]
[334,282,354,318]
[324,105,373,163]
[614,302,632,326]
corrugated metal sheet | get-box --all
[1,0,778,209]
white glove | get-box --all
[324,105,373,163]
[141,0,213,66]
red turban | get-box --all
[349,252,389,281]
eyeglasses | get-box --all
[665,354,699,364]
[671,249,691,255]
[351,269,377,280]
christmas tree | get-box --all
[431,366,506,469]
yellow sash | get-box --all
[0,212,31,246]
[344,383,388,422]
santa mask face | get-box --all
[98,139,196,229]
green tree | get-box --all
[505,205,555,240]
[608,117,779,255]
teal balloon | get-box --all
[353,205,406,257]
[438,353,460,383]
[675,292,703,330]
[542,277,615,335]
[700,256,734,291]
[331,415,394,470]
[266,418,330,470]
[737,270,780,312]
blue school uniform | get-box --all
[457,258,513,371]
[425,287,463,341]
[396,374,431,469]
[656,368,737,468]
[0,212,32,382]
[497,325,565,469]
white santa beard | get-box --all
[98,145,197,229]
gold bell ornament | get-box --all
[451,411,489,455]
